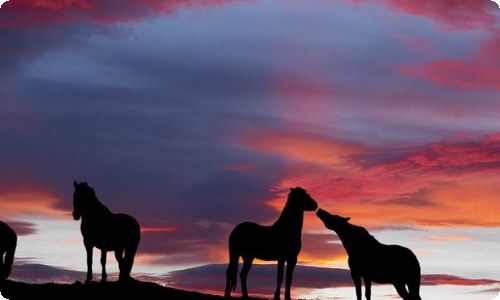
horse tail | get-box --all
[408,272,422,300]
[225,234,239,297]
[226,249,239,291]
[408,254,422,300]
[120,218,140,281]
[3,234,17,278]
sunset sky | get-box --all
[0,0,499,299]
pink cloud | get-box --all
[356,0,499,31]
[0,0,249,28]
[422,274,500,286]
[399,57,500,91]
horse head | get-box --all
[316,208,350,231]
[72,181,96,220]
[288,187,318,211]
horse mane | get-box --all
[78,183,111,215]
[342,222,381,252]
[272,189,303,228]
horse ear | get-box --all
[73,181,78,188]
[344,217,351,222]
[290,187,294,192]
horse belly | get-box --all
[356,246,419,284]
[231,222,297,261]
[83,215,140,251]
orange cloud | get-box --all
[421,234,471,242]
[141,225,179,234]
[240,130,500,228]
[0,189,67,219]
[234,130,364,169]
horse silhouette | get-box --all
[316,208,422,300]
[0,221,16,279]
[72,181,141,283]
[225,187,318,300]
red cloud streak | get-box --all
[0,0,248,28]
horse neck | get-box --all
[273,200,304,234]
[334,224,360,256]
[336,224,378,256]
[82,196,111,221]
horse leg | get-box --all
[240,256,254,299]
[351,271,362,300]
[100,250,107,283]
[84,242,93,284]
[394,282,410,300]
[0,251,5,279]
[364,277,371,300]
[115,248,124,275]
[225,252,239,298]
[284,258,296,300]
[3,243,15,279]
[274,260,285,300]
[120,246,137,281]
[407,278,422,300]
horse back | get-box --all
[82,213,140,251]
[229,222,301,261]
[349,243,420,284]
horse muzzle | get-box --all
[72,212,81,220]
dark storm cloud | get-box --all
[0,66,286,226]
[0,3,291,229]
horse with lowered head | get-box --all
[0,220,17,279]
[225,187,318,300]
[317,208,422,300]
[72,181,141,283]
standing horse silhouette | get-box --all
[225,187,318,300]
[72,181,141,283]
[0,221,17,279]
[317,208,422,300]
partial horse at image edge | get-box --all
[0,221,16,280]
[72,181,141,283]
[225,187,318,300]
[316,208,422,300]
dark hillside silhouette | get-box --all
[0,221,16,279]
[0,279,238,300]
[225,187,318,300]
[72,181,141,283]
[316,208,422,300]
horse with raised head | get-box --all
[0,221,17,279]
[224,187,318,300]
[72,181,141,283]
[317,208,422,300]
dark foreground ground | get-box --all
[0,279,232,300]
